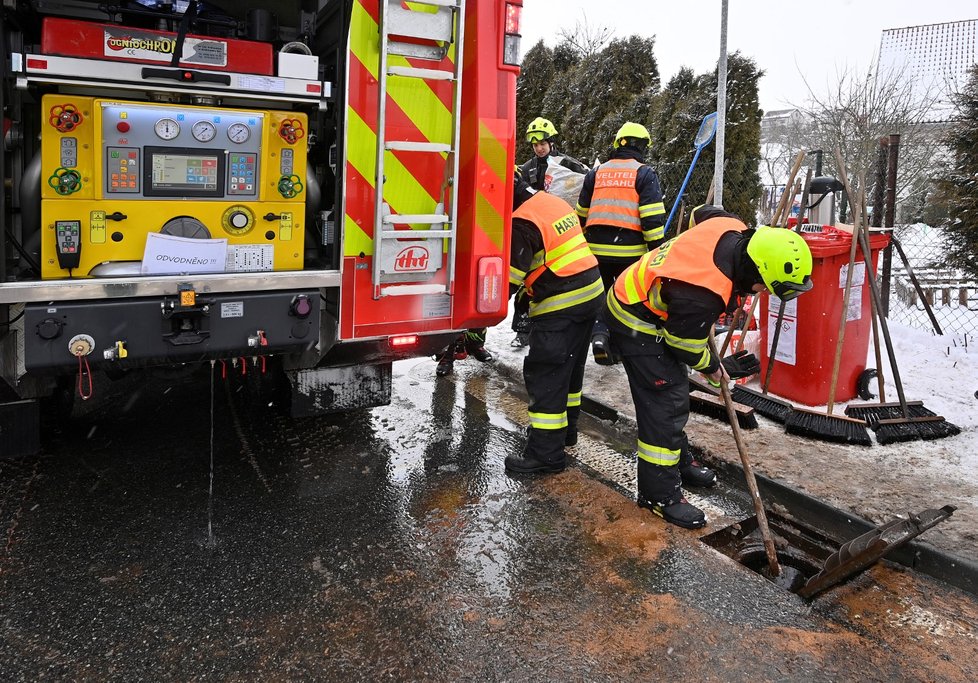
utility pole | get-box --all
[713,0,728,207]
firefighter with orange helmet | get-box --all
[505,169,603,473]
[606,206,813,528]
[576,121,667,365]
[520,116,588,192]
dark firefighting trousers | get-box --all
[522,296,602,463]
[592,257,637,340]
[607,315,695,505]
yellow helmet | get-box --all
[526,117,558,143]
[746,227,814,301]
[613,121,651,149]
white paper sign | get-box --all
[141,233,227,275]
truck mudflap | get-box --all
[23,289,320,370]
[287,362,391,417]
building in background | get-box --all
[878,19,977,122]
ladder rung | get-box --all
[387,65,455,81]
[383,214,448,225]
[381,229,453,239]
[379,283,449,297]
[385,141,452,154]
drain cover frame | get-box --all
[797,505,956,599]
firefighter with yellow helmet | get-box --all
[576,121,668,364]
[520,116,588,191]
[505,168,603,474]
[605,205,813,528]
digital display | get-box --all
[143,146,225,197]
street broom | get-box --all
[840,184,960,444]
[729,154,807,423]
[784,159,871,446]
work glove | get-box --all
[721,349,760,380]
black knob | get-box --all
[36,318,64,340]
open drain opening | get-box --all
[702,506,956,599]
[702,511,836,596]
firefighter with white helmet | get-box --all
[605,206,813,528]
[576,121,668,365]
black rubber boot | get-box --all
[564,430,578,447]
[592,333,614,366]
[680,460,717,488]
[638,494,706,529]
[504,452,566,474]
[435,353,454,377]
[470,347,494,363]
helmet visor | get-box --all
[771,276,813,301]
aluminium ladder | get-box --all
[371,0,465,299]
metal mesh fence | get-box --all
[884,224,978,337]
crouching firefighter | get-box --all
[505,170,604,474]
[605,205,814,528]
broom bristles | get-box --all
[784,409,872,446]
[689,393,759,429]
[730,385,793,423]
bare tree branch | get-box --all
[556,13,613,59]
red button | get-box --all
[116,121,130,133]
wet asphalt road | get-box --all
[2,359,978,681]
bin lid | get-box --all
[800,226,890,258]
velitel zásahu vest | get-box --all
[613,216,748,320]
[586,158,642,231]
[513,192,602,317]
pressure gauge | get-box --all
[191,120,217,142]
[154,117,180,140]
[227,122,251,144]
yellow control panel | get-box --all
[40,95,307,278]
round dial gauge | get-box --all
[191,120,217,142]
[154,117,180,140]
[227,122,251,144]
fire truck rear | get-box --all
[0,0,523,456]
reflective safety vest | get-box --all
[613,217,748,320]
[513,192,602,316]
[587,158,642,231]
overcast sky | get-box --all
[519,0,976,111]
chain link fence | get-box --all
[885,224,978,338]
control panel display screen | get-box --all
[143,146,225,197]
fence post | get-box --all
[881,133,901,318]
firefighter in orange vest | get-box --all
[505,170,604,473]
[606,206,813,528]
[576,122,667,365]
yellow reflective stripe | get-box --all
[607,291,662,336]
[643,226,665,242]
[575,204,588,218]
[639,202,665,217]
[350,3,452,147]
[649,281,667,312]
[346,108,432,223]
[479,121,508,187]
[529,278,604,317]
[637,438,681,466]
[548,232,588,261]
[528,411,568,430]
[529,250,546,271]
[660,328,710,369]
[588,241,647,258]
[567,391,582,407]
[593,198,637,209]
[345,213,372,255]
[588,211,642,227]
[550,244,594,274]
[623,266,645,303]
[510,264,526,284]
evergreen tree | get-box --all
[934,65,978,279]
[516,41,556,157]
[713,52,763,226]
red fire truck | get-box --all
[0,0,522,455]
